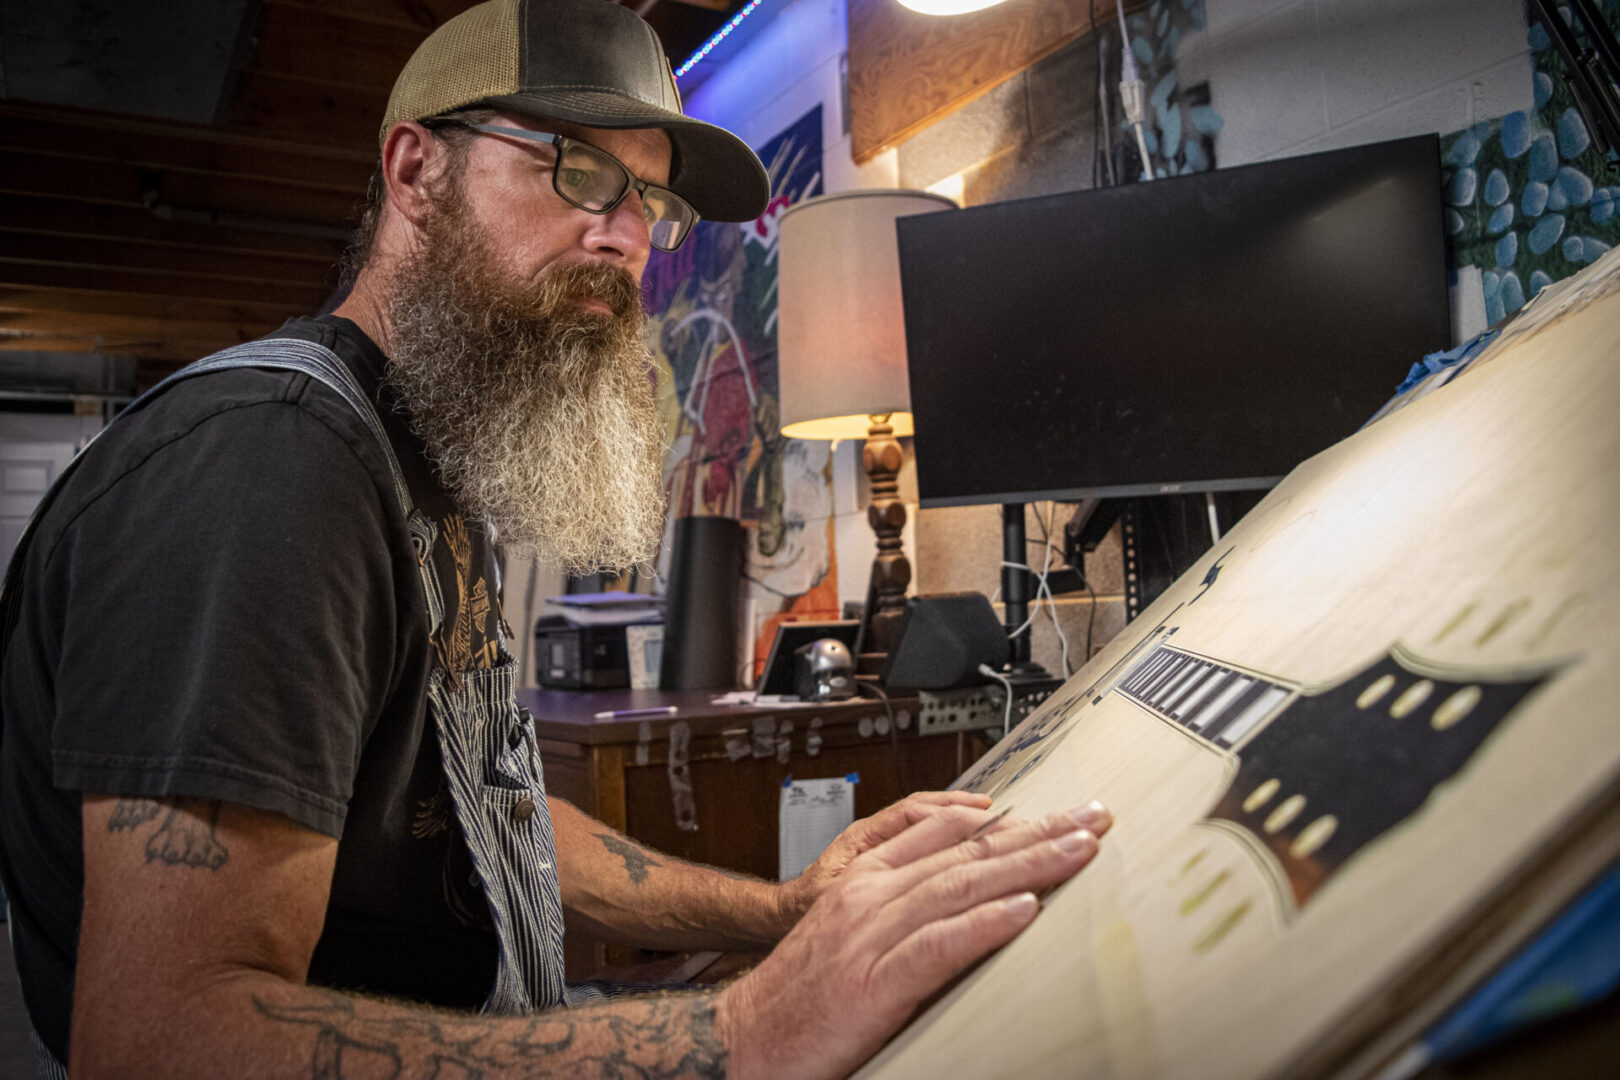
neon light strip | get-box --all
[674,0,765,78]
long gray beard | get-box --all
[383,213,667,575]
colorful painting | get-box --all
[1443,1,1620,325]
[1123,0,1223,179]
[642,106,836,678]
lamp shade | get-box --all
[777,189,957,441]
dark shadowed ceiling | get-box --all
[0,0,748,390]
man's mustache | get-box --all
[537,262,643,320]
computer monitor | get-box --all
[896,134,1452,508]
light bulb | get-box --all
[895,0,1009,15]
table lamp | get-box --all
[776,188,957,661]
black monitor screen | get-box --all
[897,135,1451,507]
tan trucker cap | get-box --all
[382,0,769,222]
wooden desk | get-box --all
[517,686,991,977]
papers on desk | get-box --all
[542,592,663,626]
[779,774,858,881]
[709,690,827,708]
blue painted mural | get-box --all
[1443,1,1620,325]
[1124,0,1223,179]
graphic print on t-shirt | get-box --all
[416,511,505,931]
[437,513,500,673]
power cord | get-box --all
[977,662,1017,737]
[856,681,908,792]
[999,502,1075,679]
[1115,0,1154,181]
[1083,578,1097,667]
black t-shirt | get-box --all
[0,316,511,1060]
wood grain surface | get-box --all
[855,249,1620,1079]
[847,0,1124,164]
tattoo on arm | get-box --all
[107,797,230,871]
[596,832,660,885]
[253,989,727,1079]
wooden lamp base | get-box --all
[859,413,910,672]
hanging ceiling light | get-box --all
[895,0,1009,14]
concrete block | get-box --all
[1023,593,1130,677]
[732,53,843,158]
[961,107,1097,205]
[824,137,899,192]
[915,503,1003,598]
[1318,0,1530,129]
[1280,81,1471,159]
[1207,0,1327,167]
[1025,33,1102,141]
[1203,0,1296,40]
[896,73,1032,192]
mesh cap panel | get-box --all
[375,0,768,221]
[381,0,521,143]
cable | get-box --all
[1090,0,1103,189]
[857,681,908,793]
[1005,501,1074,678]
[1083,579,1098,665]
[1037,503,1073,679]
[978,662,1017,738]
[1116,0,1154,181]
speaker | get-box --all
[659,515,744,690]
[881,592,1009,690]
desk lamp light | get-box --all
[776,189,957,663]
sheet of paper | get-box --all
[779,775,857,881]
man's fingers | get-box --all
[871,825,1098,955]
[859,804,1007,871]
[868,892,1043,1006]
[849,791,993,849]
[878,802,1111,896]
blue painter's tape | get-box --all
[782,775,792,788]
[845,772,860,785]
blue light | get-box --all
[675,0,765,79]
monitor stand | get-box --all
[1001,502,1052,683]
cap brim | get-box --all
[480,88,770,223]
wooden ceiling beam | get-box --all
[265,0,475,32]
[2,149,363,226]
[0,196,346,264]
[0,233,338,291]
[0,102,374,184]
[224,69,391,150]
[0,262,331,311]
[251,6,425,90]
[0,286,304,329]
[0,333,240,361]
[0,310,270,346]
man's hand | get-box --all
[777,790,995,924]
[552,791,1007,952]
[716,800,1112,1080]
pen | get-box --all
[593,706,680,720]
[965,805,1013,840]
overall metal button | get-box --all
[512,796,536,823]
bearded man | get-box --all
[0,1,1110,1077]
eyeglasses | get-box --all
[454,122,699,252]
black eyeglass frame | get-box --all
[433,120,698,252]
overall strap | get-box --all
[0,336,416,741]
[150,338,414,516]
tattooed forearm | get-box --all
[107,798,163,831]
[107,797,230,871]
[597,832,660,884]
[252,989,726,1079]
